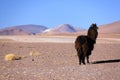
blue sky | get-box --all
[0,0,120,29]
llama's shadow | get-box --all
[92,59,120,64]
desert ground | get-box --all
[0,34,120,80]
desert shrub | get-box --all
[29,51,40,56]
[5,54,21,61]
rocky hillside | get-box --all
[98,21,120,33]
[0,24,48,35]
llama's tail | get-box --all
[77,46,83,57]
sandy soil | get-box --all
[0,35,120,80]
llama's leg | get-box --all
[78,54,85,65]
[77,48,82,65]
[87,56,89,63]
[87,51,91,63]
[82,50,87,65]
[81,53,86,65]
[77,53,82,65]
[82,56,85,64]
[79,56,82,65]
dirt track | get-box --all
[0,36,120,80]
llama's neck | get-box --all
[87,30,98,41]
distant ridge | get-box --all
[0,24,48,35]
[98,21,120,33]
[0,20,120,35]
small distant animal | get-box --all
[75,23,98,65]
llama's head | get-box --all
[87,23,98,41]
[90,23,98,31]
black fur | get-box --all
[75,23,98,65]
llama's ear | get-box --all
[90,23,94,27]
[94,23,97,26]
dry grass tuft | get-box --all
[29,51,40,56]
[5,54,21,61]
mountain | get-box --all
[43,24,84,34]
[98,21,120,33]
[0,27,29,35]
[0,24,48,35]
[1,20,120,35]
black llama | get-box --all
[75,23,98,65]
